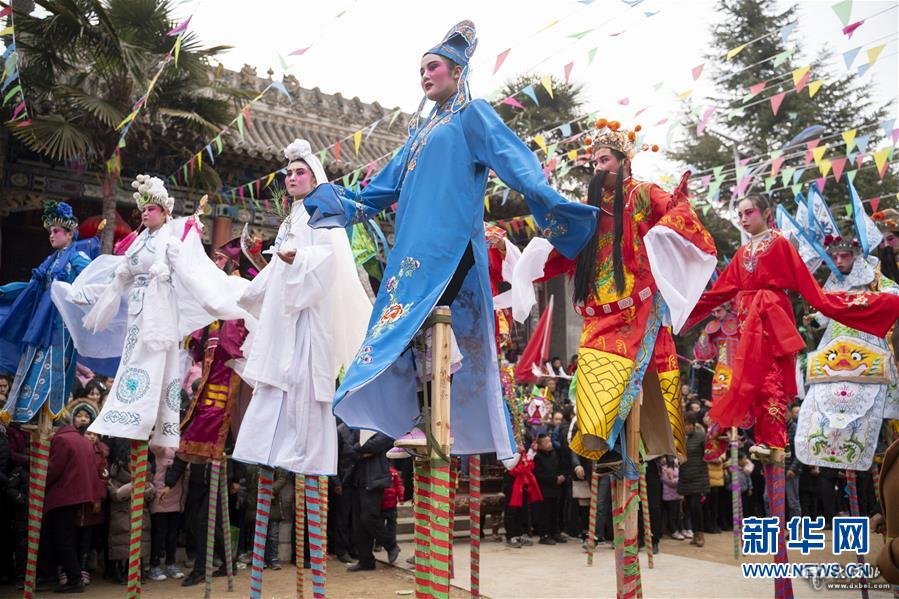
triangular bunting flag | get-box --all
[770,91,787,115]
[770,155,786,177]
[726,44,747,60]
[856,153,865,168]
[842,20,864,37]
[871,197,880,212]
[677,89,693,100]
[692,64,704,80]
[792,66,811,89]
[855,134,870,153]
[568,29,594,40]
[846,169,858,183]
[501,96,525,109]
[521,85,539,106]
[808,80,823,97]
[493,49,511,75]
[816,177,827,193]
[857,64,871,76]
[333,140,342,163]
[812,144,828,164]
[794,167,806,184]
[773,49,793,67]
[765,176,776,192]
[587,48,598,65]
[818,158,832,178]
[832,0,853,26]
[563,62,574,84]
[843,46,861,69]
[781,166,796,187]
[874,147,891,179]
[353,130,363,156]
[867,43,885,65]
[791,183,804,196]
[842,129,857,152]
[779,22,797,42]
[540,75,554,99]
[567,149,578,162]
[533,134,547,154]
[749,81,767,97]
[713,165,724,180]
[882,118,896,138]
[831,157,847,182]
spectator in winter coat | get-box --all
[677,413,709,547]
[378,466,405,553]
[147,446,187,581]
[40,424,103,593]
[533,433,568,545]
[661,457,686,539]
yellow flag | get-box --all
[817,158,831,178]
[677,89,693,100]
[842,129,857,152]
[116,110,138,131]
[807,80,823,97]
[540,75,554,99]
[0,27,13,36]
[484,195,490,214]
[174,35,183,66]
[867,44,886,65]
[265,172,277,188]
[539,19,559,32]
[726,44,747,60]
[791,66,810,88]
[812,144,828,164]
[353,130,362,156]
[533,134,547,154]
[567,149,578,162]
[874,148,891,175]
[196,151,202,171]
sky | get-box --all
[180,0,898,182]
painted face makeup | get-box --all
[832,250,856,274]
[420,54,457,104]
[736,200,769,235]
[141,204,166,230]
[592,147,622,189]
[285,161,315,199]
[48,225,73,250]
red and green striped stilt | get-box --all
[126,440,149,599]
[638,462,654,569]
[414,461,435,599]
[846,470,870,599]
[204,459,222,599]
[249,468,274,599]
[429,459,453,599]
[468,455,480,598]
[218,460,234,591]
[295,475,306,598]
[730,428,742,560]
[320,476,329,559]
[612,476,643,599]
[586,468,599,566]
[305,475,327,598]
[447,462,457,581]
[764,463,794,599]
[22,437,50,599]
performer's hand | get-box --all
[158,486,171,501]
[277,249,297,264]
[574,466,585,480]
[556,475,565,485]
[872,513,886,534]
[786,470,795,479]
[230,482,240,495]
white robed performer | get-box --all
[232,139,370,598]
[51,175,250,446]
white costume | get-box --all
[233,140,371,475]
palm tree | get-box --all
[8,0,245,251]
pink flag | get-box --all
[816,177,827,193]
[166,16,192,36]
[871,197,881,212]
[830,156,847,182]
[749,81,767,96]
[563,62,574,84]
[770,156,786,177]
[856,153,865,168]
[0,7,11,18]
[618,97,630,105]
[770,91,787,115]
[493,49,511,75]
[289,46,312,56]
[501,96,525,109]
[692,64,704,80]
[842,20,864,38]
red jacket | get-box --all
[45,425,103,512]
[380,467,404,510]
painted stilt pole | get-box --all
[638,460,653,569]
[296,475,306,598]
[126,440,149,599]
[414,460,434,599]
[730,427,742,561]
[613,396,643,599]
[22,407,52,599]
[765,460,794,599]
[586,468,599,566]
[204,460,222,599]
[218,460,234,592]
[306,475,327,598]
[846,470,870,599]
[248,468,274,599]
[468,454,480,598]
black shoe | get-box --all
[346,563,375,572]
[538,535,556,545]
[54,581,85,594]
[652,542,660,555]
[387,545,400,564]
[337,552,355,564]
[551,534,568,544]
[303,560,311,569]
[213,564,228,577]
[181,572,204,587]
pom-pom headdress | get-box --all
[584,118,658,160]
[283,138,327,187]
[42,200,79,231]
[131,174,174,213]
[822,234,860,255]
[872,208,899,234]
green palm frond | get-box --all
[156,107,221,133]
[10,114,93,161]
[56,85,127,127]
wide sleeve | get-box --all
[506,237,575,323]
[685,258,742,330]
[304,142,410,229]
[281,231,335,314]
[643,183,718,334]
[783,239,899,338]
[462,100,597,259]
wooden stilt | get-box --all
[126,440,149,599]
[204,460,222,599]
[765,458,794,599]
[296,475,306,598]
[468,455,480,598]
[218,460,234,591]
[248,468,273,599]
[22,407,52,599]
[613,395,643,599]
[586,468,599,566]
[846,470,870,599]
[729,427,742,561]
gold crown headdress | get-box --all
[583,118,659,160]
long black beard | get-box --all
[573,165,627,304]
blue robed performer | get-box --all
[0,201,100,423]
[304,20,598,460]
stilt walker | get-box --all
[468,454,480,598]
[764,457,793,599]
[586,468,600,566]
[249,469,274,599]
[0,203,102,597]
[729,427,742,561]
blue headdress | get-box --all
[42,200,79,232]
[410,20,478,134]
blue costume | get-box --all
[305,21,597,459]
[0,201,98,422]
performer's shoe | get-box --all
[346,563,376,572]
[394,428,427,448]
[181,572,204,587]
[551,533,568,543]
[53,580,85,594]
[538,535,556,545]
[336,552,355,564]
[387,545,400,564]
[387,446,416,460]
[595,450,622,473]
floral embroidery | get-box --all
[742,230,776,273]
[369,256,421,340]
[541,212,568,239]
[116,367,150,404]
[122,326,139,364]
[165,378,182,412]
[102,410,141,426]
